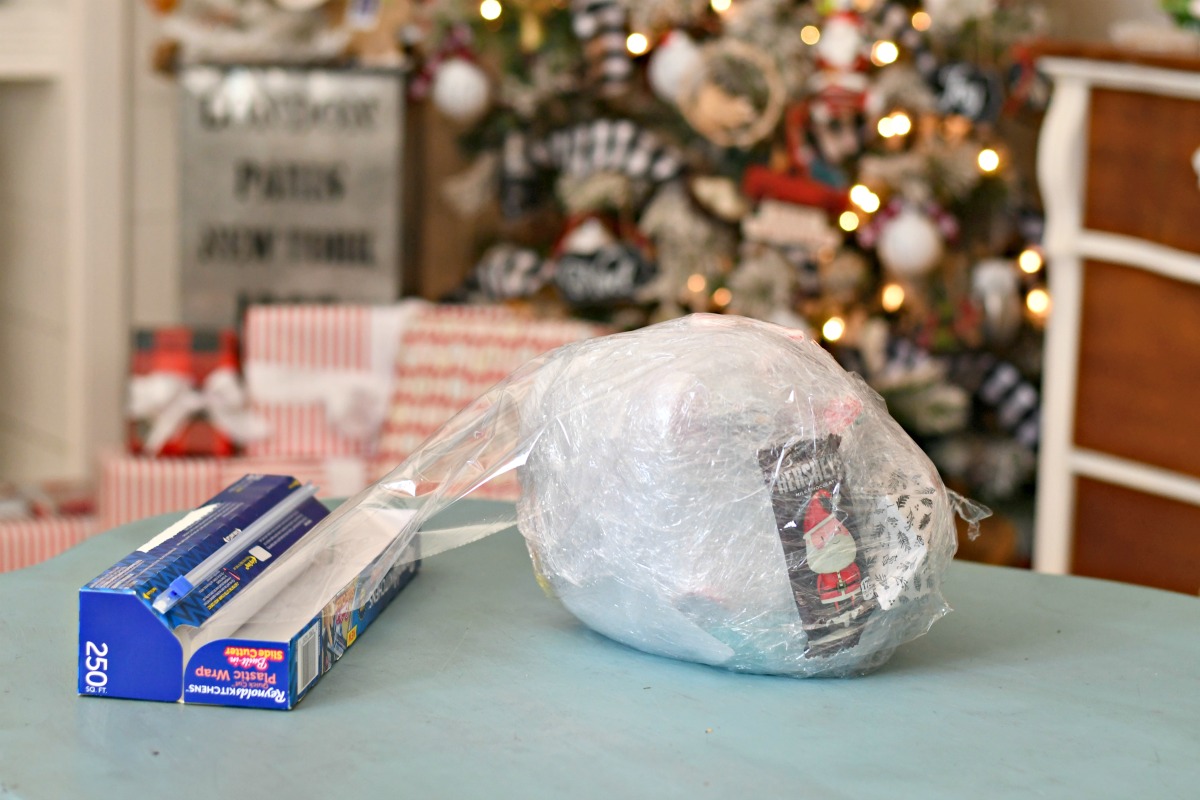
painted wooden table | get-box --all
[1,502,1197,799]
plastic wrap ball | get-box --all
[515,315,961,677]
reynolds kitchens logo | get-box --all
[195,78,383,133]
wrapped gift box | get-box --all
[0,479,99,573]
[242,301,427,459]
[98,451,393,530]
[378,304,612,501]
[128,327,247,457]
[0,516,100,573]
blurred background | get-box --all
[1,0,1197,592]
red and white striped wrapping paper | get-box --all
[98,452,392,530]
[242,301,427,459]
[379,305,612,501]
[0,516,100,573]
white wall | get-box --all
[0,0,130,484]
[1044,0,1164,41]
[0,81,72,479]
[131,2,182,327]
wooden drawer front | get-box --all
[1074,260,1200,478]
[1085,87,1200,255]
[1072,477,1200,594]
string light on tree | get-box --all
[480,0,502,21]
[881,282,905,312]
[687,273,707,293]
[1026,287,1050,317]
[1018,247,1044,274]
[710,0,732,13]
[822,315,847,342]
[978,148,1001,173]
[850,184,881,213]
[712,288,732,307]
[912,11,932,31]
[871,40,899,67]
[877,112,912,138]
[839,211,860,232]
[626,32,649,55]
[800,25,820,45]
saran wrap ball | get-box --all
[514,315,966,677]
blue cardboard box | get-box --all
[78,474,418,709]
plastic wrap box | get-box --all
[78,474,417,709]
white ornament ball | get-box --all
[647,31,703,105]
[432,58,491,124]
[877,207,944,278]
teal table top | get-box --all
[1,500,1197,799]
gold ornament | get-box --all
[510,0,560,52]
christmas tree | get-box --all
[421,0,1048,503]
[142,0,1048,507]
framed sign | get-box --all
[179,66,405,326]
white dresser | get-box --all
[1035,44,1200,594]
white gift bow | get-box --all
[243,364,392,443]
[128,367,271,456]
[242,300,428,444]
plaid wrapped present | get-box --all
[379,304,612,501]
[127,327,261,457]
[242,301,427,459]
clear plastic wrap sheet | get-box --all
[244,314,989,677]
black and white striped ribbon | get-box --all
[570,0,633,96]
[947,350,1040,451]
[837,337,1041,451]
[527,118,683,183]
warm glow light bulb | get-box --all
[912,11,932,31]
[871,40,899,66]
[480,0,502,21]
[1018,248,1044,274]
[711,0,732,13]
[1026,288,1051,316]
[800,25,821,45]
[687,273,707,293]
[881,282,905,312]
[712,288,732,307]
[822,316,846,342]
[891,112,912,136]
[978,148,1001,172]
[877,116,896,138]
[626,32,649,55]
[849,184,880,213]
[838,211,860,232]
